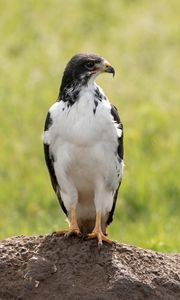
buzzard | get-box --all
[43,53,124,247]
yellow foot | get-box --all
[53,207,82,238]
[54,227,82,238]
[86,212,113,249]
[87,230,113,248]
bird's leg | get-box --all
[87,212,113,248]
[55,207,82,237]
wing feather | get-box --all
[43,112,67,216]
[107,104,124,225]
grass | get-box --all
[0,0,179,252]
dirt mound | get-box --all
[0,235,179,300]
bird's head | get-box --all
[59,53,115,94]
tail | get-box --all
[78,218,95,235]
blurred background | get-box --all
[0,0,179,252]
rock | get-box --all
[0,235,179,300]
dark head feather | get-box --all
[59,53,103,96]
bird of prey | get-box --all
[43,53,124,247]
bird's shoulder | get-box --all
[110,104,123,128]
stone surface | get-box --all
[0,235,179,300]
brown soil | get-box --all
[0,235,179,300]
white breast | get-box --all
[44,83,123,221]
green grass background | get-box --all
[0,0,179,252]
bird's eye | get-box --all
[85,61,94,70]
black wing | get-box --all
[43,112,67,216]
[107,104,124,225]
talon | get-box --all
[87,231,112,245]
[98,241,102,252]
[87,212,113,247]
[54,227,82,238]
[53,208,82,238]
[64,228,82,238]
[54,229,69,236]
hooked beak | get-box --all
[103,61,115,77]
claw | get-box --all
[53,208,82,238]
[54,228,82,237]
[86,212,113,247]
[87,231,113,246]
[98,241,103,252]
[52,230,66,236]
[64,228,82,238]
